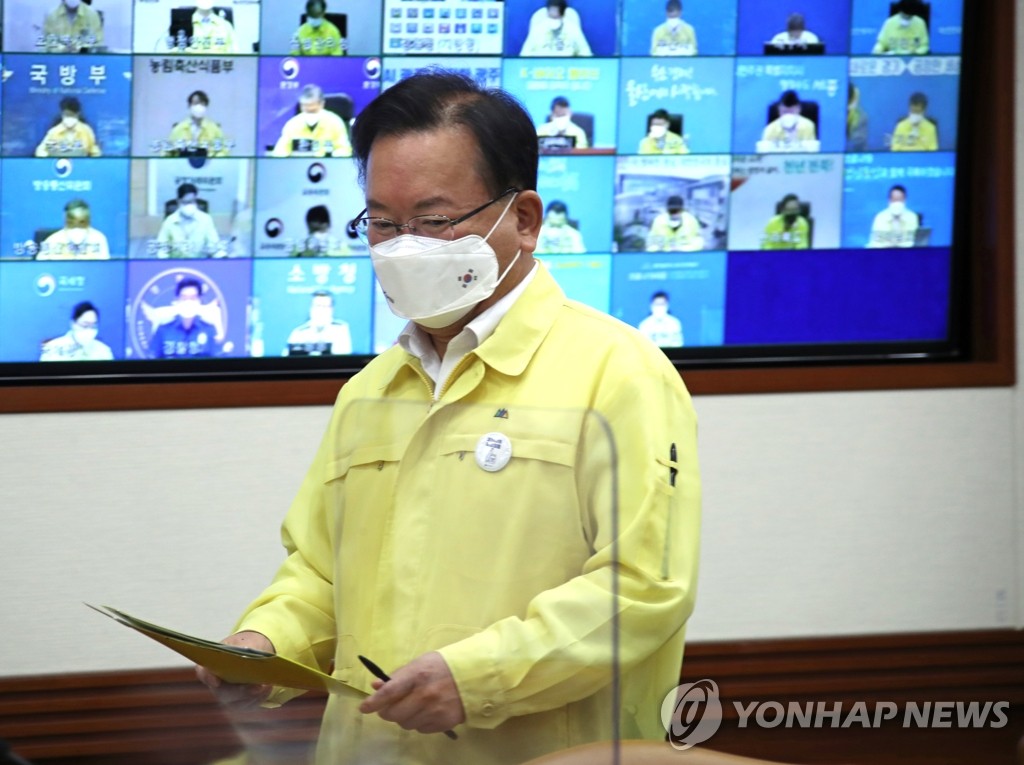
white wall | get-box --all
[1,35,1021,680]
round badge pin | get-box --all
[475,432,512,473]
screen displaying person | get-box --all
[271,84,353,158]
[761,193,810,250]
[760,90,818,152]
[292,0,345,56]
[292,205,352,256]
[165,90,230,157]
[639,109,688,155]
[637,291,684,348]
[536,96,589,149]
[150,277,219,357]
[847,83,869,152]
[873,0,929,55]
[40,301,114,361]
[185,0,237,53]
[41,0,104,53]
[890,92,938,152]
[869,184,919,248]
[535,200,586,254]
[155,183,226,258]
[285,290,352,355]
[520,0,593,57]
[769,13,820,48]
[650,0,697,56]
[38,199,111,260]
[35,97,102,157]
[646,194,703,252]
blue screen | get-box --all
[0,0,970,378]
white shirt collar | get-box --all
[398,261,538,398]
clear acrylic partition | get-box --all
[310,399,624,765]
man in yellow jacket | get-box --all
[35,96,102,157]
[872,0,929,55]
[646,195,703,251]
[272,84,352,157]
[890,92,938,152]
[166,90,230,156]
[197,70,701,765]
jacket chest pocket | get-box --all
[430,434,589,584]
[324,442,406,546]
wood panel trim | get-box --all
[1,629,1022,764]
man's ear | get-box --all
[515,190,544,253]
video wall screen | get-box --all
[0,0,967,378]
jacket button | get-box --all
[481,701,495,717]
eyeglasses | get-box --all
[349,187,518,245]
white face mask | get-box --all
[908,112,923,125]
[62,116,79,130]
[196,0,214,11]
[179,202,198,218]
[308,16,324,28]
[177,301,200,319]
[310,306,333,328]
[650,124,668,139]
[779,112,798,130]
[302,110,321,128]
[64,0,80,9]
[552,114,571,130]
[67,228,88,244]
[190,104,207,120]
[666,17,682,29]
[72,326,97,345]
[651,302,669,317]
[899,14,912,27]
[546,17,563,31]
[369,193,520,329]
[888,201,906,216]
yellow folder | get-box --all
[88,603,366,699]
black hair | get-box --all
[176,277,203,297]
[64,198,90,214]
[187,90,210,106]
[71,301,98,322]
[667,194,684,209]
[306,0,326,12]
[176,183,199,200]
[666,0,682,11]
[546,200,568,214]
[546,0,567,12]
[909,91,928,109]
[59,96,82,115]
[650,108,672,122]
[781,193,801,207]
[651,291,670,302]
[787,13,805,30]
[311,289,334,303]
[351,69,538,194]
[550,95,570,111]
[889,184,908,197]
[306,204,331,227]
[779,90,801,108]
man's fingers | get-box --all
[359,673,413,714]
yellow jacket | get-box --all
[236,265,701,765]
[166,118,229,156]
[890,117,938,152]
[272,111,352,157]
[35,122,101,157]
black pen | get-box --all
[358,655,459,740]
[669,443,677,487]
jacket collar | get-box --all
[378,263,565,392]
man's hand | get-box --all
[194,630,275,709]
[358,651,466,734]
